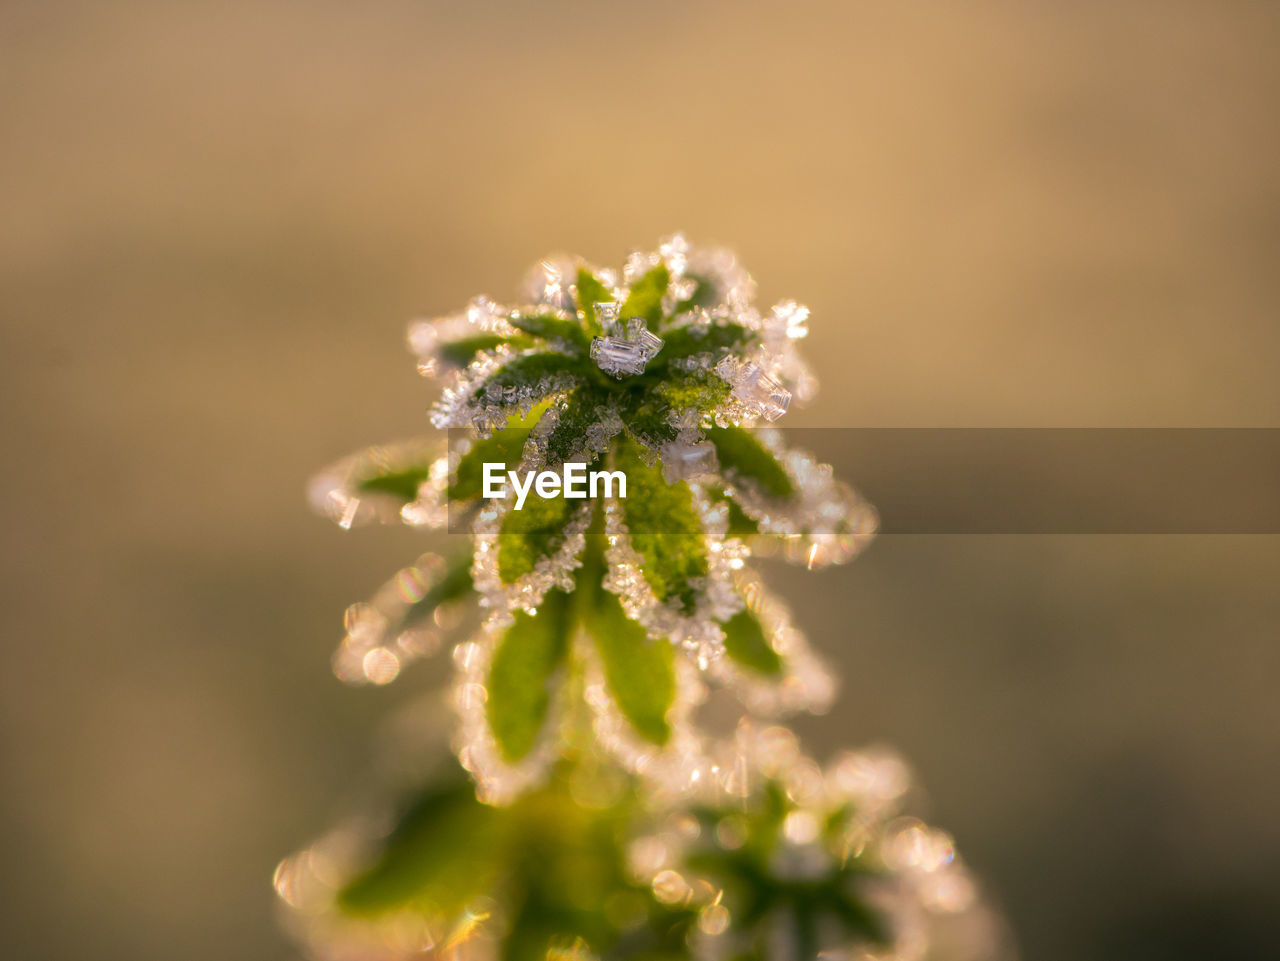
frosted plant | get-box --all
[281,236,1012,961]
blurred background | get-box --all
[3,1,1279,958]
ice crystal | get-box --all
[590,317,664,378]
[715,355,792,422]
[594,301,621,333]
[659,435,718,484]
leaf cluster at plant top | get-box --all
[282,237,1006,961]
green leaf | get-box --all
[449,403,554,501]
[437,333,531,368]
[673,272,720,313]
[576,268,613,335]
[652,322,754,372]
[614,439,709,615]
[356,466,429,503]
[497,495,585,584]
[449,431,527,501]
[620,263,670,328]
[582,583,675,746]
[706,427,795,500]
[337,780,505,917]
[720,609,783,676]
[619,387,680,450]
[618,374,730,452]
[655,373,732,415]
[541,388,612,467]
[399,553,475,631]
[486,589,573,762]
[473,352,587,408]
[712,490,760,538]
[509,313,591,352]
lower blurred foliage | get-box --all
[277,731,1004,961]
[281,757,700,960]
[682,783,889,956]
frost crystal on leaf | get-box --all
[594,301,621,333]
[659,436,718,484]
[715,355,792,422]
[590,317,663,378]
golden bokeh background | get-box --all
[3,2,1278,959]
